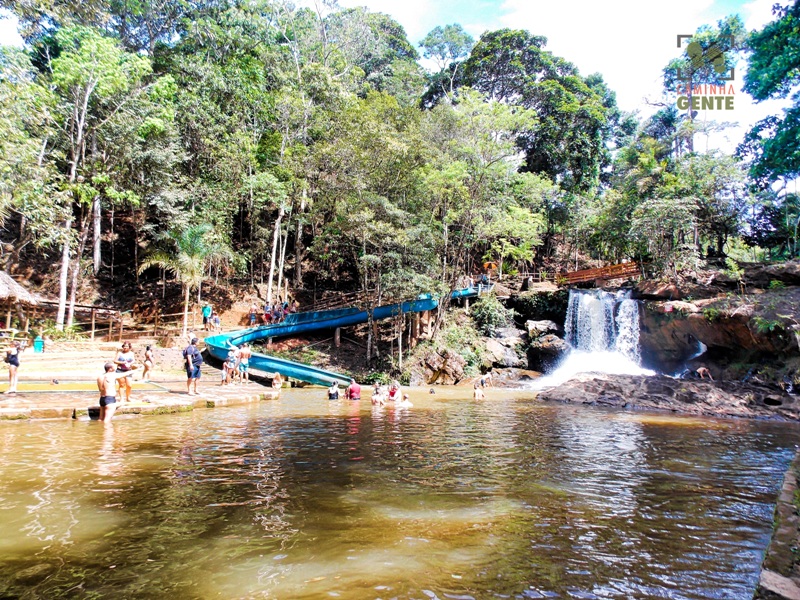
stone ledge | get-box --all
[757,449,800,599]
[29,408,75,419]
[0,408,30,420]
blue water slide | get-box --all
[204,286,486,386]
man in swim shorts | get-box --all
[96,362,139,423]
[238,343,251,383]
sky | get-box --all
[335,0,790,152]
[0,0,791,152]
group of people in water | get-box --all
[326,378,414,406]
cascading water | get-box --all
[534,289,653,388]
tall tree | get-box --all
[419,23,474,101]
[740,1,800,187]
[459,29,611,192]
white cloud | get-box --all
[496,0,716,113]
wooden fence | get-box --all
[31,301,124,341]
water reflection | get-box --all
[0,390,797,599]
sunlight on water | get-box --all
[0,388,797,599]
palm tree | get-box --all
[138,224,234,338]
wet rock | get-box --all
[419,349,467,385]
[526,319,559,338]
[638,289,800,372]
[538,373,800,420]
[490,368,542,387]
[527,333,569,372]
[484,338,526,368]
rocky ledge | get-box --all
[538,373,800,420]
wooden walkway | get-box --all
[561,261,641,285]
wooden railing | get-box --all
[33,301,125,341]
[561,261,641,285]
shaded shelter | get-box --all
[0,271,39,333]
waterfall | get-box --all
[533,289,653,388]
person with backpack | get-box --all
[183,337,204,396]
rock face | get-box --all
[637,291,800,382]
[489,367,542,387]
[526,319,569,372]
[538,373,800,420]
[484,326,528,368]
[417,348,468,385]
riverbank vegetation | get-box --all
[0,0,799,340]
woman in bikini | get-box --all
[5,340,21,394]
[113,342,136,402]
[142,345,155,383]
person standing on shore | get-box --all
[97,362,139,423]
[4,341,21,395]
[183,337,203,395]
[202,303,213,331]
[238,343,251,384]
[142,345,155,383]
[113,342,136,403]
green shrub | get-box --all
[769,279,786,290]
[470,294,515,336]
[753,315,782,334]
[363,371,392,385]
[703,307,722,322]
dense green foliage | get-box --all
[470,293,515,337]
[0,0,797,335]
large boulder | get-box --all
[417,349,468,385]
[482,326,528,368]
[538,373,800,420]
[526,319,559,338]
[490,367,543,387]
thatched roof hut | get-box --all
[0,271,38,305]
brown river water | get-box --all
[0,387,798,599]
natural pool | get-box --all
[0,387,797,599]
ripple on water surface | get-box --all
[0,388,797,599]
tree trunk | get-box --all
[67,214,91,327]
[92,195,102,274]
[266,206,285,304]
[366,310,373,363]
[397,313,403,371]
[294,188,307,287]
[181,285,190,339]
[55,218,72,330]
[277,230,289,300]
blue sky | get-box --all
[1,0,790,152]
